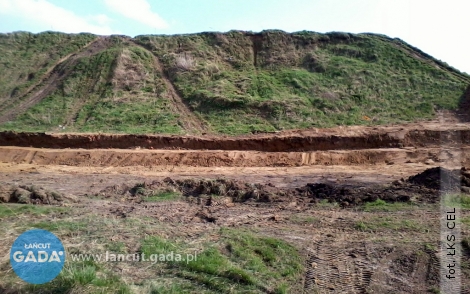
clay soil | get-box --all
[1,120,470,293]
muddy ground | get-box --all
[1,121,469,293]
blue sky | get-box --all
[0,0,469,73]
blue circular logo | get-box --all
[10,229,65,284]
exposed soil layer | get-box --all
[1,122,470,151]
[0,146,465,167]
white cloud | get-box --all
[0,0,12,10]
[0,0,118,35]
[89,14,113,27]
[104,0,168,29]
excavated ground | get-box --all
[0,121,468,169]
[1,121,470,293]
[1,121,469,151]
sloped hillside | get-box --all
[0,30,468,135]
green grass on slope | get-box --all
[137,31,468,134]
[0,40,184,134]
[1,30,468,135]
[0,31,96,101]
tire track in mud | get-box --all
[303,240,443,293]
[304,240,372,293]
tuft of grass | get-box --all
[0,204,69,219]
[462,216,470,229]
[26,260,131,294]
[363,199,417,212]
[289,214,320,225]
[428,286,441,294]
[140,235,181,257]
[424,243,437,251]
[139,229,304,293]
[316,199,339,208]
[147,281,203,294]
[27,220,88,233]
[143,191,182,202]
[355,217,426,232]
[106,241,127,253]
[442,194,470,210]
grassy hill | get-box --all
[0,30,468,135]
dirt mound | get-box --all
[294,181,438,205]
[97,178,286,203]
[294,166,470,205]
[408,167,470,192]
[0,183,74,205]
[97,172,454,207]
[161,178,283,202]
